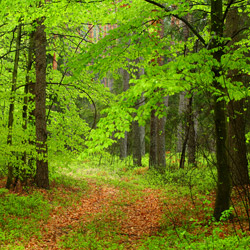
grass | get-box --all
[0,189,51,249]
[0,153,250,249]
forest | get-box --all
[1,0,250,249]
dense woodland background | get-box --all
[1,0,250,249]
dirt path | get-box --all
[25,179,164,249]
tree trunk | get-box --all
[213,89,231,221]
[228,99,249,186]
[21,31,35,181]
[132,64,144,166]
[149,19,166,173]
[133,118,142,166]
[156,113,166,174]
[210,0,231,221]
[34,19,49,189]
[6,23,22,189]
[149,109,157,168]
[120,131,128,159]
[187,99,196,166]
[187,95,196,166]
[149,97,167,173]
[177,91,186,153]
[225,5,249,186]
[120,68,129,159]
[179,15,196,167]
[140,125,145,157]
[179,97,193,169]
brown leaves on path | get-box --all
[25,180,164,249]
[119,189,163,239]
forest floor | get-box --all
[26,178,164,249]
[1,161,250,249]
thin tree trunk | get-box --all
[6,23,22,189]
[184,14,196,166]
[149,109,157,167]
[132,61,144,166]
[156,114,166,173]
[177,92,186,153]
[120,131,128,159]
[34,19,49,189]
[21,31,35,179]
[140,125,145,157]
[187,105,196,166]
[181,94,197,167]
[179,97,193,169]
[120,68,129,159]
[133,118,142,166]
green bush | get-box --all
[164,166,216,192]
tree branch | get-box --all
[222,0,235,22]
[47,82,97,129]
[144,0,207,46]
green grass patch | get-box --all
[0,190,50,246]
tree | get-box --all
[34,18,49,189]
[119,68,130,159]
[225,4,249,186]
[132,64,145,167]
[143,0,232,221]
[149,19,167,174]
[21,30,36,182]
[6,23,22,189]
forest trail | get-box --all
[25,179,164,249]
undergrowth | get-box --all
[0,153,249,249]
[0,189,50,249]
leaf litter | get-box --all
[24,180,164,249]
[1,176,250,249]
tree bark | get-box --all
[228,99,249,186]
[120,68,129,159]
[179,96,194,169]
[149,96,167,173]
[140,125,145,157]
[132,63,144,166]
[34,20,49,189]
[21,31,35,180]
[187,106,196,165]
[177,91,186,153]
[210,0,231,221]
[225,5,249,186]
[133,118,142,166]
[149,19,166,173]
[6,23,22,189]
[156,113,166,174]
[149,109,157,168]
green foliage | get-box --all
[139,231,250,249]
[219,207,234,222]
[164,166,217,193]
[0,191,50,244]
[0,0,249,187]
